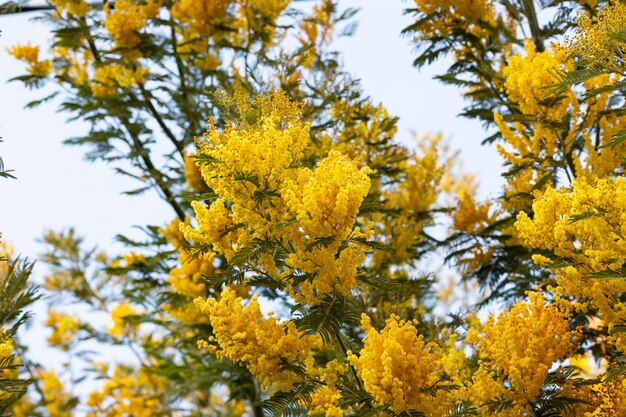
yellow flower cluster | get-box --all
[466,291,580,412]
[39,370,74,417]
[582,376,626,417]
[308,386,344,417]
[413,0,497,41]
[53,48,91,86]
[182,92,373,305]
[46,310,80,351]
[170,0,229,36]
[7,43,52,77]
[503,40,575,122]
[183,151,205,192]
[348,314,455,414]
[159,218,216,325]
[107,303,138,338]
[49,0,89,17]
[516,178,626,329]
[85,365,169,417]
[572,73,626,180]
[297,0,334,67]
[103,0,160,61]
[374,135,444,265]
[564,1,626,70]
[0,336,14,381]
[90,64,149,97]
[284,150,371,241]
[246,0,289,20]
[495,41,579,210]
[195,287,316,391]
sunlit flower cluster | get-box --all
[348,314,456,414]
[103,0,160,61]
[466,291,580,413]
[90,64,149,97]
[412,0,497,39]
[516,178,626,329]
[195,287,316,391]
[107,303,139,338]
[564,1,626,70]
[85,365,169,417]
[46,310,80,351]
[182,92,373,305]
[7,43,52,77]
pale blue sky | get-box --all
[0,0,502,264]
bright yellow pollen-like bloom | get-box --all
[516,177,626,329]
[103,0,160,61]
[46,310,80,351]
[38,370,74,417]
[348,314,455,414]
[284,150,371,242]
[564,1,626,70]
[182,91,373,305]
[195,287,316,391]
[466,291,580,412]
[90,64,149,97]
[503,40,575,122]
[171,0,229,36]
[308,385,344,417]
[49,0,90,17]
[107,303,138,338]
[85,365,170,416]
[7,43,53,77]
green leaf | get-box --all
[567,210,605,224]
[603,364,626,382]
[584,267,626,279]
[347,237,392,253]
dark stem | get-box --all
[137,83,184,158]
[120,121,186,220]
[334,330,366,393]
[521,0,544,52]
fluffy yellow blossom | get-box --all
[503,40,575,121]
[103,0,160,61]
[168,255,212,298]
[160,218,187,250]
[39,370,74,417]
[183,150,205,192]
[308,386,344,417]
[183,92,373,305]
[90,64,149,97]
[53,48,91,85]
[365,133,447,265]
[516,177,626,326]
[571,73,626,180]
[46,310,80,351]
[85,365,169,417]
[195,287,316,391]
[107,303,138,338]
[163,301,209,325]
[171,0,229,36]
[284,150,371,242]
[49,0,89,16]
[582,376,626,417]
[564,1,626,70]
[348,314,456,414]
[413,0,497,41]
[181,198,239,260]
[245,0,289,20]
[7,43,52,77]
[197,91,309,207]
[466,291,580,412]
